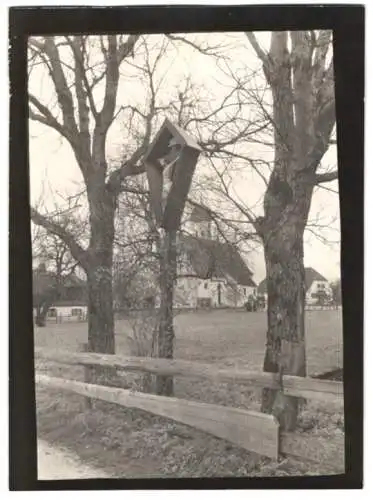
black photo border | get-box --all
[9,4,364,491]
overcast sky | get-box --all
[28,32,340,283]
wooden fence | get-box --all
[305,304,341,311]
[35,348,344,467]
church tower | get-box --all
[185,204,218,240]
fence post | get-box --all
[79,342,93,409]
[79,342,121,395]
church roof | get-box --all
[179,235,256,287]
[189,205,214,222]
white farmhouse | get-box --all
[257,267,333,308]
[304,268,333,305]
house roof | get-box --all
[51,300,87,307]
[257,278,267,294]
[179,235,256,287]
[32,268,86,297]
[257,267,328,294]
[304,267,328,290]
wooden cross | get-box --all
[144,119,202,231]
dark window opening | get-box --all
[48,308,57,317]
[217,283,222,305]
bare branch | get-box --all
[118,34,140,63]
[92,35,142,176]
[245,32,268,63]
[309,82,335,171]
[315,170,338,184]
[312,30,332,88]
[107,37,160,193]
[31,207,89,268]
[43,37,79,138]
[106,162,146,194]
[97,35,120,128]
[64,36,92,164]
[29,94,68,138]
[166,34,228,57]
[203,156,259,228]
[66,36,98,121]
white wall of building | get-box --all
[258,280,333,308]
[222,283,255,308]
[47,305,88,319]
[174,277,199,308]
[177,279,257,308]
[197,279,212,299]
[306,280,333,305]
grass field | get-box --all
[36,309,343,371]
[35,309,344,478]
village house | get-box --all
[257,267,333,308]
[47,277,88,321]
[33,263,88,321]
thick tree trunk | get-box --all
[246,30,335,432]
[85,184,117,389]
[86,182,116,354]
[261,219,307,431]
[35,305,47,327]
[35,298,55,327]
[87,262,115,354]
[156,229,177,396]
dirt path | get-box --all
[37,440,110,480]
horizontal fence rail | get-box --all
[36,374,280,459]
[35,348,343,404]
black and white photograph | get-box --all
[9,4,364,491]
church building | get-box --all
[161,204,257,309]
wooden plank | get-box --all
[36,374,279,460]
[281,432,345,471]
[79,342,92,409]
[35,348,344,403]
[311,368,343,381]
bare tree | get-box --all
[33,214,82,279]
[242,31,336,429]
[32,263,59,327]
[32,205,87,326]
[29,35,145,354]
